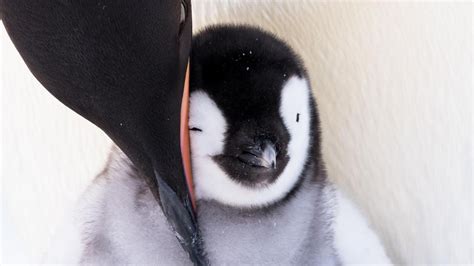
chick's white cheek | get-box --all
[188,90,227,157]
[272,76,312,203]
[188,90,230,200]
[280,76,312,158]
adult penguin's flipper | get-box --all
[1,0,206,264]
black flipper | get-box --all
[1,0,207,264]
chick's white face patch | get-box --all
[189,76,312,208]
[189,91,227,157]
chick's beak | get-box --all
[239,141,277,169]
[261,142,277,169]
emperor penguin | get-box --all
[66,25,391,265]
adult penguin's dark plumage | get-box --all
[1,0,206,264]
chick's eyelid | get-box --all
[189,127,202,132]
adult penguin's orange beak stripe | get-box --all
[2,0,206,264]
[180,62,197,210]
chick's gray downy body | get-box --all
[197,173,338,265]
[73,26,391,265]
[78,149,190,264]
[78,147,336,264]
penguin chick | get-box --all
[189,25,319,209]
[189,25,338,264]
[189,25,391,265]
[65,25,391,265]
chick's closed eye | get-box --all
[189,127,202,132]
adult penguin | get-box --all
[0,0,206,264]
